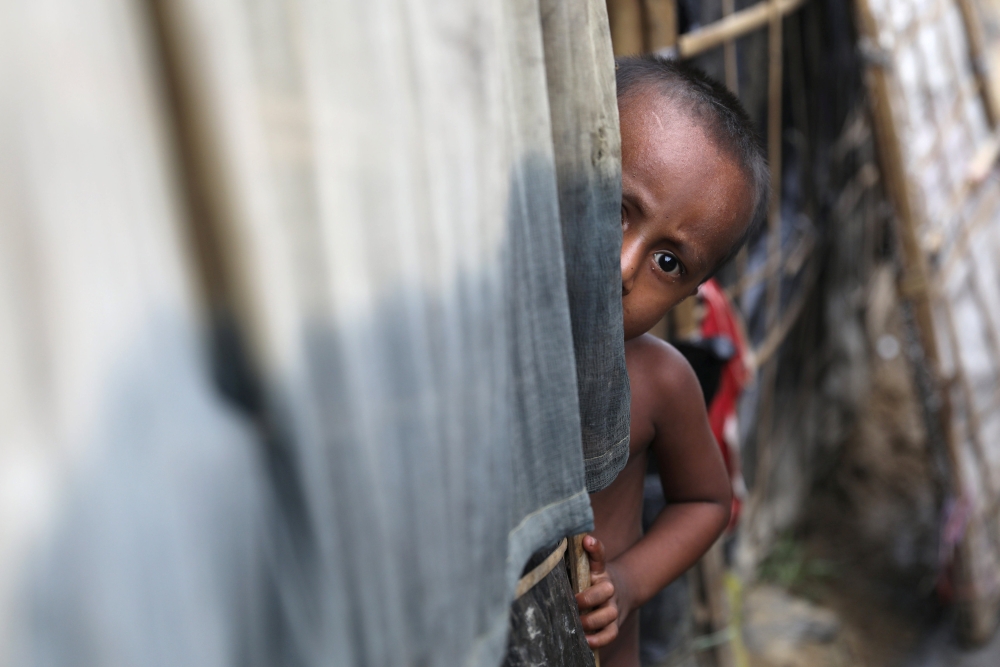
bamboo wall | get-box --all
[857,0,1000,644]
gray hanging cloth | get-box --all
[0,0,629,666]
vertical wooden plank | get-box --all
[643,0,678,52]
[607,0,646,56]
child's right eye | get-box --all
[653,251,682,276]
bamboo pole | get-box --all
[763,0,784,343]
[677,0,806,58]
[752,258,817,368]
[955,0,1000,126]
[749,360,779,508]
[963,256,1000,388]
[722,0,739,94]
[851,0,943,404]
[940,291,997,507]
[939,178,1000,280]
[764,5,784,351]
[748,0,784,513]
[699,541,736,667]
[728,0,748,278]
[940,288,1000,643]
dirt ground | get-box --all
[743,514,942,667]
[742,573,934,667]
[903,619,1000,667]
[742,575,1000,667]
[740,277,957,667]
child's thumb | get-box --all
[583,535,606,575]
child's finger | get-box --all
[585,622,619,648]
[579,604,618,633]
[574,580,614,609]
[583,535,606,575]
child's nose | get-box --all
[620,240,642,296]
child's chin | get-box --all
[623,316,660,341]
[623,326,647,341]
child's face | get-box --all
[619,90,753,340]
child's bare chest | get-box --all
[627,396,658,461]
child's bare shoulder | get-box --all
[626,333,705,419]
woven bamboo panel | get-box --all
[860,0,1000,642]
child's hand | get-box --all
[575,535,624,648]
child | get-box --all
[576,56,769,667]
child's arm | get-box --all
[614,342,732,613]
[577,342,732,647]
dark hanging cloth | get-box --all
[541,0,631,494]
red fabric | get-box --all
[697,279,751,530]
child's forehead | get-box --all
[621,90,716,158]
[621,91,749,202]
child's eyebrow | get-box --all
[664,235,693,264]
[622,190,649,219]
[660,234,706,276]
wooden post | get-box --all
[567,534,601,667]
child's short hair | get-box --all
[616,55,769,273]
